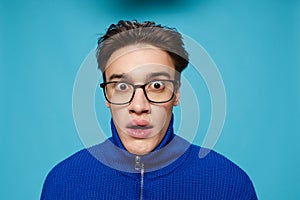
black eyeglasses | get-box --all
[100,80,178,105]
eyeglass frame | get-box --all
[100,79,179,105]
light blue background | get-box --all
[1,0,299,199]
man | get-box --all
[41,20,257,199]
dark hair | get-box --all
[96,20,189,81]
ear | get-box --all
[173,84,181,106]
[105,101,110,108]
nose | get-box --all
[128,88,150,114]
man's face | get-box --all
[103,44,180,155]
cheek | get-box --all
[110,106,129,128]
[150,104,173,126]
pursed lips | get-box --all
[127,119,152,129]
[125,119,154,138]
[127,125,153,129]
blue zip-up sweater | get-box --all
[41,117,257,199]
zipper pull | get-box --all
[135,155,142,170]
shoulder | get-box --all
[41,146,113,199]
[43,149,89,182]
[41,148,103,195]
[186,145,258,199]
[188,144,248,172]
[43,146,107,180]
[187,144,253,180]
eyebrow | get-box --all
[108,73,128,81]
[108,72,171,81]
[147,72,171,79]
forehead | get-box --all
[105,45,176,81]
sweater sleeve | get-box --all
[40,165,63,200]
[236,169,258,200]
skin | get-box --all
[104,44,180,155]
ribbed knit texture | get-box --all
[41,117,257,200]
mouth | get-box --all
[125,122,153,138]
[127,125,153,130]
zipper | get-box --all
[135,155,144,200]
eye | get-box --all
[149,81,165,90]
[115,82,130,91]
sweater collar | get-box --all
[88,114,191,174]
[109,114,175,152]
